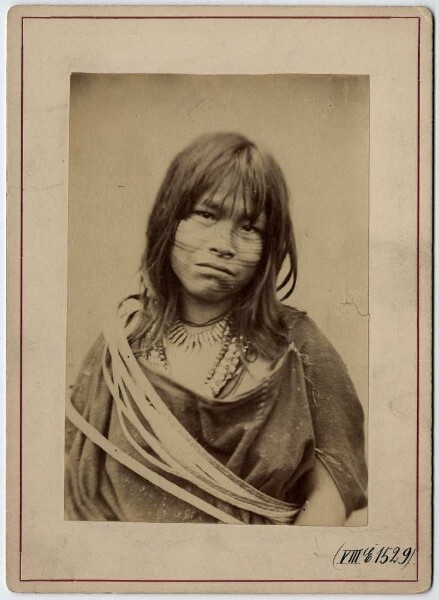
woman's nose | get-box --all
[209,222,236,258]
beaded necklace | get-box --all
[167,315,229,352]
[139,314,248,398]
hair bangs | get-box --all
[196,147,269,224]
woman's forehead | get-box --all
[198,190,266,223]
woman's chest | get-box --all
[162,342,275,400]
[137,354,314,465]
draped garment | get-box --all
[65,305,367,523]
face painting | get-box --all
[171,192,266,305]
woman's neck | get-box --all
[180,293,233,325]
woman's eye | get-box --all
[194,210,215,221]
[241,223,261,234]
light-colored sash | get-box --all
[67,300,300,524]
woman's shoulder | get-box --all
[79,334,107,372]
[280,305,321,344]
[280,305,348,369]
[117,294,145,321]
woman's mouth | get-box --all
[196,262,235,277]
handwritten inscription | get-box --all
[333,545,416,569]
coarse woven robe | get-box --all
[65,306,368,523]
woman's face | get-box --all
[171,191,266,306]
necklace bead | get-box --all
[140,315,247,398]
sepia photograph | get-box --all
[65,73,369,526]
[6,6,431,593]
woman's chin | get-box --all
[183,284,237,306]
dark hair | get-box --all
[137,132,297,360]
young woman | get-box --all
[65,132,367,525]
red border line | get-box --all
[18,14,422,585]
[21,15,419,20]
[415,14,421,583]
[19,15,24,571]
[20,578,419,583]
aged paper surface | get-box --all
[6,4,432,594]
